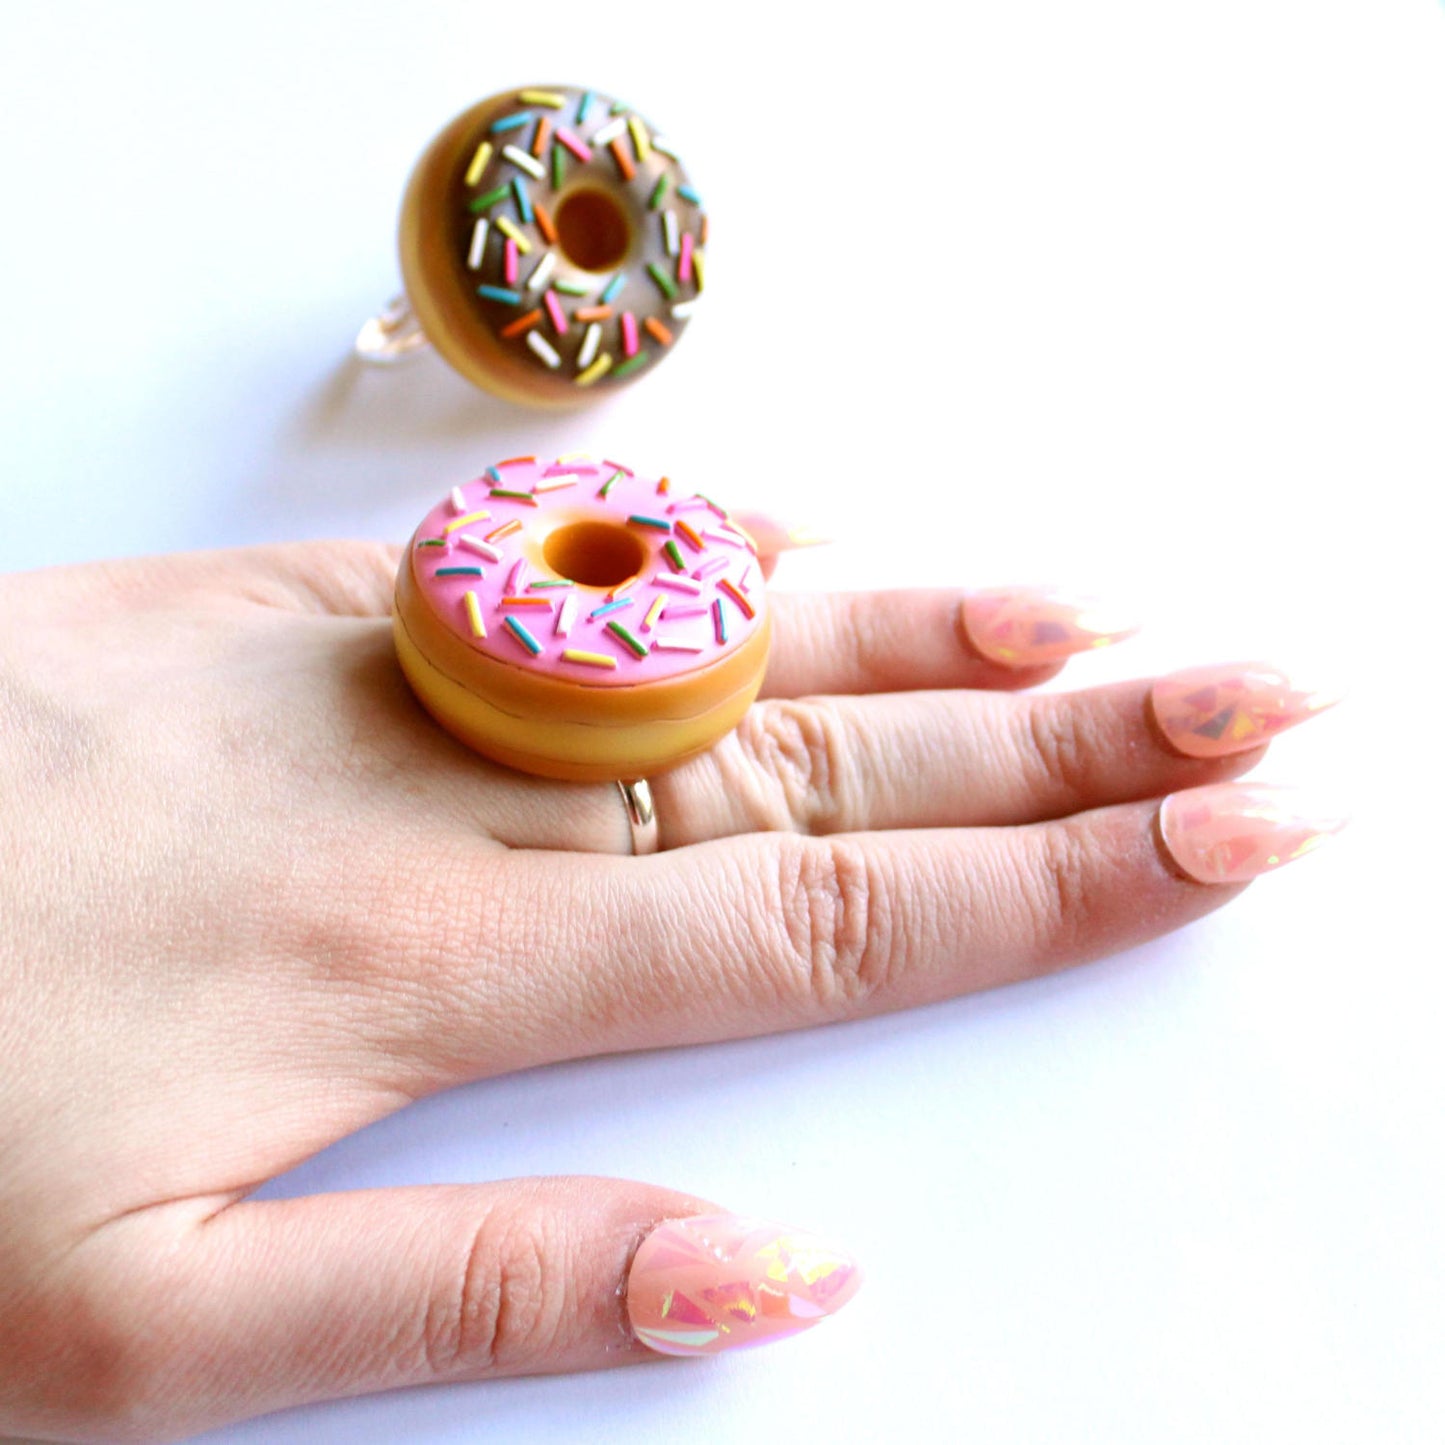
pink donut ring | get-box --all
[393,454,771,781]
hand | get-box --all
[0,541,1340,1441]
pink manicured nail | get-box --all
[961,586,1139,668]
[626,1213,863,1357]
[1152,663,1342,759]
[727,511,831,555]
[1159,782,1348,884]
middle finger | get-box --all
[652,674,1288,847]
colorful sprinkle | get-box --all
[712,598,728,644]
[511,177,534,223]
[576,90,595,122]
[525,331,561,368]
[644,316,674,346]
[490,487,539,503]
[607,137,635,180]
[675,519,705,552]
[577,322,603,370]
[592,116,627,145]
[501,595,552,608]
[575,305,613,323]
[469,183,511,213]
[553,277,591,296]
[671,300,699,319]
[576,353,613,387]
[612,351,652,379]
[550,141,565,191]
[555,126,594,162]
[652,634,705,652]
[506,558,528,592]
[504,237,519,285]
[653,573,704,595]
[562,649,618,669]
[485,519,523,543]
[555,592,579,636]
[663,539,686,572]
[500,308,544,339]
[534,201,558,245]
[529,579,572,589]
[695,555,730,580]
[663,209,680,257]
[416,537,446,548]
[504,616,543,655]
[646,263,679,300]
[519,89,566,108]
[662,603,709,619]
[648,175,669,210]
[434,566,484,577]
[465,141,495,187]
[607,620,650,658]
[678,231,694,285]
[597,469,626,498]
[531,115,552,158]
[449,485,468,513]
[456,534,502,562]
[621,311,640,357]
[627,514,671,531]
[503,144,544,180]
[490,112,532,134]
[677,183,702,204]
[701,528,747,549]
[543,289,568,334]
[589,597,634,620]
[497,455,536,466]
[467,218,490,269]
[600,273,627,305]
[628,114,652,162]
[652,136,680,159]
[525,251,556,293]
[463,590,487,637]
[641,595,667,632]
[718,577,756,619]
[494,216,532,252]
[477,284,523,306]
[533,473,578,492]
[442,509,492,535]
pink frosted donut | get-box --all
[392,454,771,781]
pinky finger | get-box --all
[44,1182,862,1441]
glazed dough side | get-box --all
[394,553,771,780]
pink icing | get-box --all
[409,456,765,686]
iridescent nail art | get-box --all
[1152,663,1341,759]
[1159,782,1348,884]
[961,587,1138,668]
[627,1214,862,1357]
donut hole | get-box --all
[543,520,649,588]
[554,188,632,273]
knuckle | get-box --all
[1021,699,1103,809]
[775,837,893,1009]
[739,699,857,834]
[425,1215,560,1377]
[1026,822,1095,957]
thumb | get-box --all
[43,1179,862,1440]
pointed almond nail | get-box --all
[626,1213,863,1357]
[727,511,831,555]
[1152,663,1343,759]
[1159,782,1349,884]
[961,586,1139,668]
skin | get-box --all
[0,542,1260,1442]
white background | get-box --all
[3,1,1441,1441]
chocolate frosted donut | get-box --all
[399,85,707,407]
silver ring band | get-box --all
[617,779,659,856]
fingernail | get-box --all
[1152,663,1343,759]
[627,1213,863,1357]
[727,510,831,555]
[1159,782,1349,884]
[961,586,1139,668]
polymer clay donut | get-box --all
[399,85,706,407]
[393,455,769,781]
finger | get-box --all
[758,586,1140,700]
[650,678,1264,847]
[55,1182,861,1439]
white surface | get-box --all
[3,1,1441,1441]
